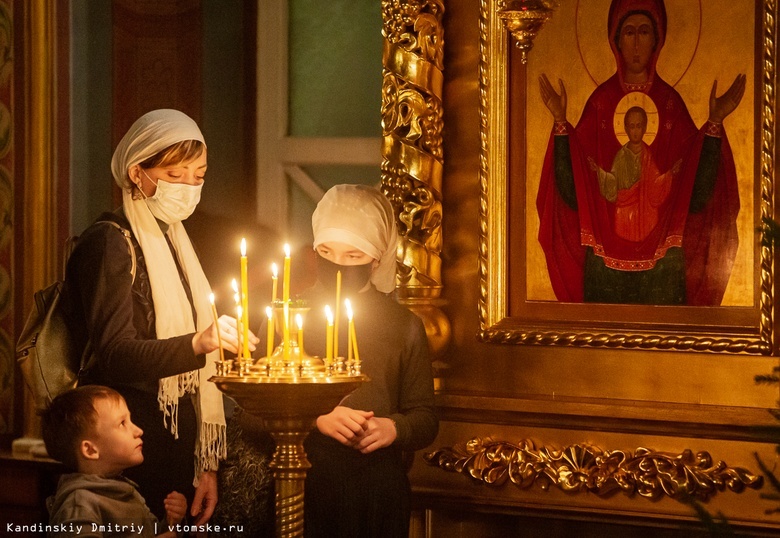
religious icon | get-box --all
[536,0,746,305]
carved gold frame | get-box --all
[478,0,778,354]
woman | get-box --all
[62,109,256,524]
[300,184,438,537]
[537,0,744,305]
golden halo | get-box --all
[575,0,702,88]
[614,92,659,145]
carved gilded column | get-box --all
[380,0,450,383]
[19,0,60,438]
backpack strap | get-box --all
[100,220,137,284]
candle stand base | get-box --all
[210,373,368,537]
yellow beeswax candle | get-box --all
[351,307,360,364]
[236,305,243,366]
[282,244,291,362]
[283,302,290,362]
[209,293,225,363]
[231,279,240,356]
[240,239,250,360]
[266,306,274,358]
[345,299,353,362]
[296,313,304,351]
[334,270,341,358]
[271,263,278,304]
[283,244,291,303]
[324,305,333,360]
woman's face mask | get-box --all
[315,253,374,296]
[141,169,202,224]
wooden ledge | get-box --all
[434,391,780,442]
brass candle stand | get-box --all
[210,304,368,537]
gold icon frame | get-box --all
[477,0,778,354]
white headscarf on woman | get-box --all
[311,184,398,293]
[111,109,225,484]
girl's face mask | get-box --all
[140,169,202,224]
[315,253,374,296]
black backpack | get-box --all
[15,221,136,410]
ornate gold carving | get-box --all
[497,1,560,64]
[477,0,778,354]
[425,437,764,500]
[381,0,451,361]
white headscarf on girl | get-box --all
[111,109,225,484]
[311,184,398,293]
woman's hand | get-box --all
[708,74,746,124]
[192,315,259,355]
[352,417,397,454]
[539,74,567,123]
[191,470,218,526]
[316,406,374,445]
[164,491,187,526]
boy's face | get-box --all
[625,111,647,144]
[87,397,144,476]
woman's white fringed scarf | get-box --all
[111,109,226,485]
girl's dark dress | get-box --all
[299,284,438,537]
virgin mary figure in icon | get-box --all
[537,0,745,305]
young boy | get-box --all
[41,385,186,537]
[588,106,681,242]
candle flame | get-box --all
[296,313,303,330]
[237,305,243,317]
[266,306,273,319]
[345,299,353,320]
[209,292,215,305]
[325,305,333,324]
[231,278,238,292]
[272,263,278,278]
[241,238,247,257]
[284,243,291,258]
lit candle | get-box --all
[231,279,239,305]
[345,299,353,362]
[283,244,291,303]
[266,306,274,358]
[324,305,334,361]
[209,293,225,363]
[236,305,243,367]
[334,270,341,358]
[283,302,290,362]
[240,239,250,360]
[231,279,241,357]
[282,244,291,362]
[271,263,278,304]
[352,308,360,365]
[296,313,304,351]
